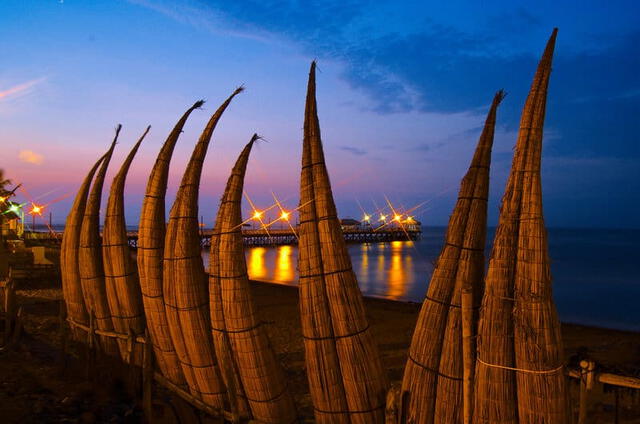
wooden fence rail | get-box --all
[64,313,262,423]
[63,310,640,423]
[0,273,23,351]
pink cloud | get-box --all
[0,77,46,101]
[18,150,45,165]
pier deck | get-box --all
[27,227,422,247]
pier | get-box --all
[25,225,422,247]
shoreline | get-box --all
[251,277,640,335]
[20,235,640,332]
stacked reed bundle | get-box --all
[473,29,568,424]
[138,101,203,388]
[209,135,297,423]
[299,61,388,423]
[299,63,348,423]
[511,29,569,424]
[61,152,106,336]
[163,88,242,408]
[103,127,149,363]
[401,90,504,424]
[79,126,120,355]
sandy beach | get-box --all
[2,268,639,423]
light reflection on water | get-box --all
[200,227,640,330]
[248,247,268,280]
[204,239,433,302]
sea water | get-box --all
[202,227,640,331]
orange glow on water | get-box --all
[359,244,370,291]
[241,239,420,301]
[274,245,294,281]
[248,247,267,280]
[386,241,407,299]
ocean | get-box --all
[201,226,640,332]
[44,224,639,331]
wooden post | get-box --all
[87,310,96,381]
[4,276,15,345]
[126,327,138,394]
[1,282,6,345]
[217,334,241,423]
[6,307,23,348]
[578,360,595,424]
[126,327,134,365]
[385,384,402,424]
[57,300,68,374]
[142,329,153,423]
[461,287,474,424]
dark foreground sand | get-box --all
[1,277,639,423]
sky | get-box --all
[1,0,638,228]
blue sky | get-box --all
[1,0,638,228]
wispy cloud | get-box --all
[126,0,274,43]
[18,150,45,165]
[146,2,639,160]
[339,146,367,156]
[0,77,46,101]
[611,88,640,100]
[408,142,446,153]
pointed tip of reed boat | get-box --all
[249,133,262,144]
[541,28,559,64]
[233,85,245,96]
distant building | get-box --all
[404,217,422,232]
[340,218,361,231]
[1,202,23,238]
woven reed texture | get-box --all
[401,90,503,424]
[299,82,348,424]
[163,88,242,408]
[79,127,120,355]
[209,135,297,423]
[138,101,202,388]
[299,61,388,424]
[473,29,568,424]
[61,152,106,337]
[512,29,569,424]
[103,127,148,363]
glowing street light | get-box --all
[252,210,263,220]
[280,211,290,221]
[393,214,402,222]
[28,203,45,232]
[363,214,370,222]
[30,204,43,215]
[379,214,387,222]
[8,204,21,214]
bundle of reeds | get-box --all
[511,29,569,424]
[299,61,388,423]
[163,88,242,408]
[79,126,120,355]
[138,101,203,388]
[473,28,568,424]
[401,90,504,424]
[61,152,106,336]
[209,135,297,423]
[103,127,149,363]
